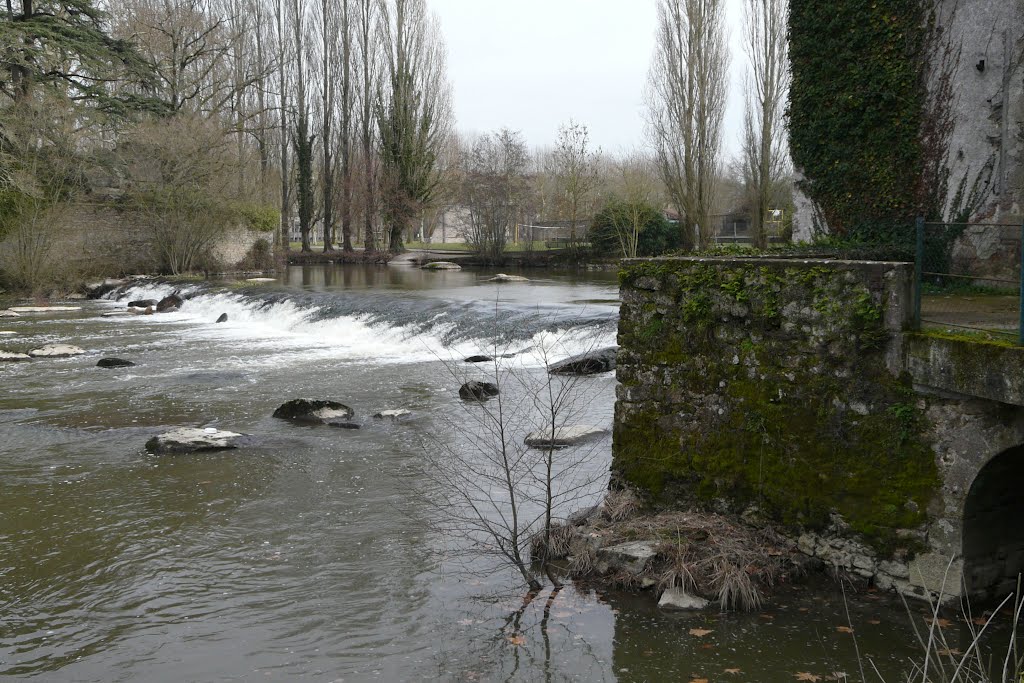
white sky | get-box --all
[430,0,748,157]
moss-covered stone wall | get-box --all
[613,257,938,557]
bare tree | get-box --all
[354,0,379,251]
[646,0,729,250]
[462,129,529,263]
[376,0,453,253]
[409,332,609,593]
[607,152,661,258]
[552,119,599,247]
[288,0,315,253]
[741,0,789,248]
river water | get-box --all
[0,265,1008,681]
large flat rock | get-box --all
[9,306,82,313]
[596,540,659,574]
[29,344,86,358]
[146,427,245,455]
[524,425,608,448]
[0,351,31,362]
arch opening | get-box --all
[963,445,1024,604]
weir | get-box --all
[613,257,1024,603]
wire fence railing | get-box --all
[913,217,1024,344]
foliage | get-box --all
[590,200,680,257]
[787,0,928,246]
[121,115,240,274]
[233,203,280,233]
[0,0,162,115]
[461,129,529,263]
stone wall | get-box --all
[614,257,1024,601]
[59,200,268,275]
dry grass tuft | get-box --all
[602,488,641,523]
[565,489,797,612]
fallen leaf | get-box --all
[700,643,715,650]
[688,628,713,637]
[926,617,953,628]
[836,626,855,634]
[937,648,963,656]
[724,668,742,675]
[795,674,822,682]
[972,616,988,626]
[798,607,810,612]
[760,613,775,620]
[689,679,709,683]
[506,634,526,647]
[868,619,881,625]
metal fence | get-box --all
[913,217,1024,344]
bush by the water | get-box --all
[589,200,681,258]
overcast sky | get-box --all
[430,0,748,157]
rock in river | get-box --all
[0,351,31,362]
[97,358,136,368]
[156,294,183,312]
[373,409,411,419]
[459,381,500,401]
[216,313,228,323]
[487,273,529,283]
[128,299,157,309]
[464,355,493,363]
[549,347,617,375]
[29,344,86,358]
[0,310,20,318]
[524,425,607,448]
[9,306,82,313]
[273,399,355,425]
[146,427,245,455]
[658,587,710,611]
[421,261,462,271]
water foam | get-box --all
[101,283,617,367]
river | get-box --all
[0,264,1007,681]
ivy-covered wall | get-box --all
[613,257,938,557]
[788,0,927,244]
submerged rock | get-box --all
[464,355,493,363]
[97,358,136,368]
[146,427,244,455]
[128,299,157,309]
[216,313,228,323]
[487,273,529,283]
[658,587,710,611]
[524,425,607,448]
[422,261,462,271]
[29,344,86,358]
[327,422,362,430]
[549,347,618,375]
[273,399,355,425]
[156,294,183,312]
[459,381,500,401]
[0,351,31,362]
[373,409,411,419]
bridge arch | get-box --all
[962,444,1024,603]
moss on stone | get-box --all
[614,258,939,557]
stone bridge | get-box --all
[613,257,1024,604]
